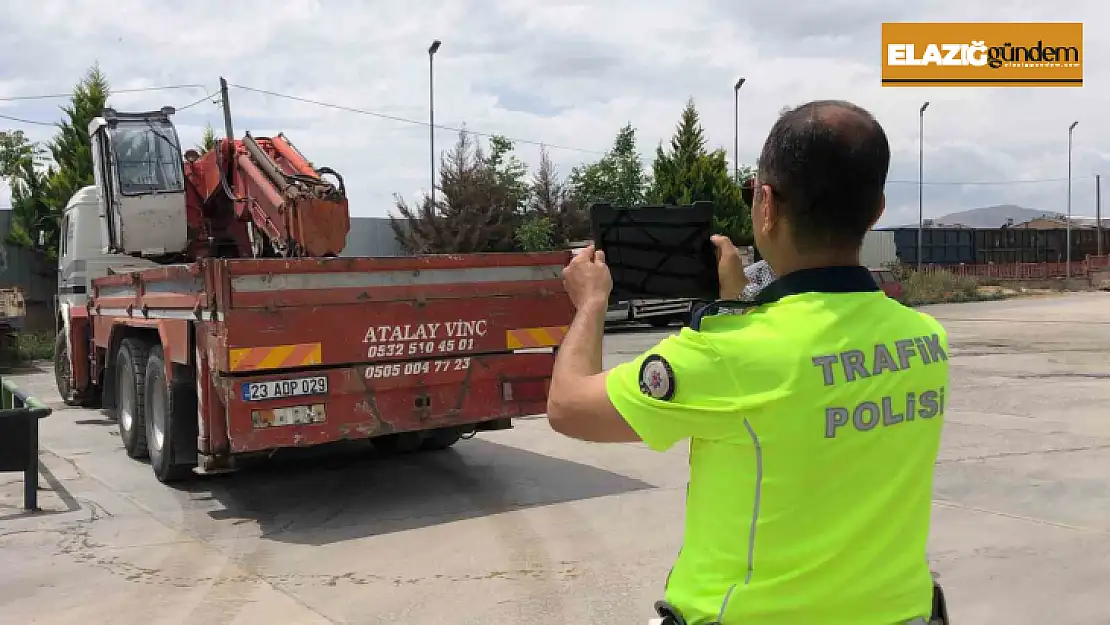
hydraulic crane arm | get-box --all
[232,132,350,257]
[184,132,350,258]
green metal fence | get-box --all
[0,377,52,511]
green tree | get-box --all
[197,124,217,154]
[0,130,54,254]
[523,146,589,248]
[648,99,752,244]
[42,65,110,221]
[390,129,520,254]
[566,123,649,210]
[515,215,555,252]
[487,134,529,213]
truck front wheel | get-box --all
[144,346,197,483]
[115,338,151,460]
[54,331,77,406]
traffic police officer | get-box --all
[547,100,949,625]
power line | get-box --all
[228,82,607,155]
[0,112,54,126]
[0,83,207,103]
[887,177,1071,186]
[0,89,218,127]
[176,91,220,112]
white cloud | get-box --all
[0,0,1107,229]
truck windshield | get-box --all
[110,121,184,195]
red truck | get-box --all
[54,86,573,483]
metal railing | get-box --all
[0,377,52,511]
[917,255,1110,280]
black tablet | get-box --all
[590,201,719,303]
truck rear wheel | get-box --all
[115,338,151,459]
[144,346,197,483]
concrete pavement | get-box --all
[2,292,1109,624]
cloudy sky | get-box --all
[0,0,1105,228]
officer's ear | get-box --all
[757,183,779,237]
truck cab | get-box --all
[89,106,189,258]
[55,106,190,405]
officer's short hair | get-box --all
[756,100,890,251]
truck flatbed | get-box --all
[66,252,573,478]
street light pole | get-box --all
[733,78,745,182]
[917,101,929,271]
[428,39,442,206]
[1097,173,1103,257]
[1067,120,1078,278]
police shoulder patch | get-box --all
[639,354,676,401]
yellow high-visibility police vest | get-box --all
[606,266,948,625]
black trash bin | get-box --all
[0,378,53,511]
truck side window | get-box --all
[60,216,69,257]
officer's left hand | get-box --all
[563,244,612,311]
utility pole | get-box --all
[733,78,745,182]
[1067,121,1078,278]
[219,77,234,142]
[1097,174,1103,256]
[917,101,929,270]
[428,40,442,206]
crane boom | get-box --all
[89,105,349,262]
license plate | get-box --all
[241,376,328,402]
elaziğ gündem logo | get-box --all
[881,22,1083,87]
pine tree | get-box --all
[197,124,217,154]
[522,146,588,249]
[0,65,109,261]
[487,135,529,214]
[44,65,110,216]
[648,98,752,244]
[390,129,520,254]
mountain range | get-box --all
[893,205,1063,229]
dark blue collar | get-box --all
[690,265,879,330]
[752,265,880,305]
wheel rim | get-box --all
[118,360,134,431]
[150,380,167,452]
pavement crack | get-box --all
[933,499,1109,535]
[938,443,1110,464]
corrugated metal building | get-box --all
[860,230,898,268]
[341,217,412,257]
[0,210,57,332]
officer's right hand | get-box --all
[711,235,747,300]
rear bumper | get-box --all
[630,299,693,319]
[216,352,554,454]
